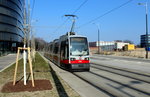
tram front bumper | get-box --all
[71,63,90,70]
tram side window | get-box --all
[60,41,65,58]
[60,40,68,59]
[54,43,59,54]
[48,46,51,52]
[50,44,53,53]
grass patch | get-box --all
[0,52,80,97]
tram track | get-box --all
[44,53,150,97]
[91,56,150,63]
[72,73,119,97]
[72,61,150,97]
[42,52,150,97]
[89,71,150,95]
[72,70,150,97]
[91,63,150,84]
[90,61,150,77]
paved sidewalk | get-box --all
[0,54,18,72]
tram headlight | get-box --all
[85,57,89,60]
[70,58,76,61]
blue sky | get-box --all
[31,0,150,44]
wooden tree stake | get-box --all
[13,47,35,87]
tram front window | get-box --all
[70,37,89,56]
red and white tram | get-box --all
[45,33,90,71]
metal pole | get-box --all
[93,23,100,54]
[70,18,75,33]
[138,2,149,59]
[145,3,149,59]
[98,28,100,54]
[64,14,77,36]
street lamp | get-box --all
[93,23,100,54]
[138,2,149,59]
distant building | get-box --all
[89,42,96,47]
[123,44,135,51]
[97,41,115,51]
[140,34,150,48]
[96,41,115,47]
[89,41,129,51]
[114,42,129,50]
[0,0,24,55]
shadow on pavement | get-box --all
[90,71,150,96]
[48,63,69,97]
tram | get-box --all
[44,32,90,71]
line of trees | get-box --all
[35,37,48,51]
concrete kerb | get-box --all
[38,52,48,63]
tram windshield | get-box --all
[70,37,89,56]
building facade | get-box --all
[140,34,150,48]
[89,41,130,51]
[0,0,24,55]
[97,41,115,51]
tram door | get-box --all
[60,40,69,67]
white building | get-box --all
[96,41,115,46]
[115,42,129,50]
[96,41,129,51]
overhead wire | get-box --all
[72,0,88,14]
[31,0,35,21]
[77,0,134,29]
[53,0,89,33]
[52,18,69,33]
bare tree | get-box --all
[35,37,47,51]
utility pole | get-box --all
[98,28,100,54]
[145,3,149,59]
[93,23,100,54]
[138,2,149,59]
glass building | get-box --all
[140,34,150,48]
[0,0,24,55]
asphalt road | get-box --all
[91,54,150,73]
[92,54,150,63]
[44,54,150,97]
[0,54,17,72]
